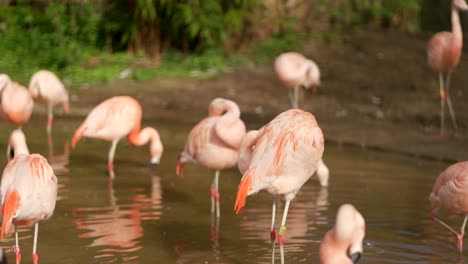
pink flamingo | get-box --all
[29,70,70,140]
[0,129,58,264]
[234,108,324,263]
[0,74,34,128]
[427,0,468,136]
[430,161,468,251]
[176,98,246,218]
[320,204,365,264]
[72,96,163,179]
[274,52,320,109]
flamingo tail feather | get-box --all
[0,190,19,239]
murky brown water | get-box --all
[0,114,463,263]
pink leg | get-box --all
[14,226,21,264]
[271,196,277,243]
[32,222,39,264]
[108,140,118,179]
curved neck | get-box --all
[238,130,259,175]
[128,126,163,160]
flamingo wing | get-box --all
[430,161,468,213]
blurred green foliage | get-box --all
[0,0,441,87]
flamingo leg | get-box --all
[444,71,459,134]
[439,73,446,137]
[279,200,291,264]
[14,225,20,264]
[32,223,39,264]
[47,104,53,144]
[210,170,220,218]
[108,139,119,179]
[294,86,299,109]
[457,215,468,252]
[6,143,11,160]
[271,196,277,264]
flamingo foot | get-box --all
[457,232,464,252]
[439,132,448,140]
[271,229,276,242]
[210,226,219,242]
[33,253,38,264]
[13,245,21,264]
[453,128,460,137]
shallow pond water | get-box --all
[0,114,463,263]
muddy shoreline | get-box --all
[61,29,468,163]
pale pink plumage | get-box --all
[320,204,365,264]
[430,161,468,251]
[0,129,58,264]
[427,0,468,135]
[0,74,34,127]
[176,98,246,217]
[234,109,324,260]
[274,52,320,108]
[29,70,70,137]
[72,96,163,178]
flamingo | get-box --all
[71,96,163,179]
[427,0,468,136]
[0,74,34,128]
[274,52,320,109]
[234,108,324,263]
[176,98,246,218]
[0,129,58,264]
[429,161,468,252]
[28,70,70,141]
[320,204,365,264]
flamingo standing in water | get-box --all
[176,98,246,218]
[320,204,365,264]
[274,52,320,109]
[427,0,468,136]
[430,161,468,252]
[0,129,58,264]
[29,70,70,141]
[234,109,324,263]
[0,74,34,128]
[72,96,163,179]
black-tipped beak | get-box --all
[350,252,361,264]
[148,162,158,168]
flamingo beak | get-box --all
[350,252,362,264]
[176,159,185,177]
[311,84,318,93]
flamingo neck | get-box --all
[452,7,463,44]
[238,130,259,174]
[128,126,156,146]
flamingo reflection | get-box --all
[239,185,328,263]
[72,175,163,262]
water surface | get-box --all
[0,115,462,263]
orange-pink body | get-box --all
[274,52,320,89]
[0,130,58,238]
[0,74,33,126]
[72,96,163,165]
[430,161,468,214]
[235,109,324,212]
[29,70,69,112]
[177,98,246,174]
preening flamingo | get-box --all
[274,52,320,109]
[430,161,468,252]
[427,0,468,136]
[176,98,246,218]
[0,74,34,128]
[0,129,58,264]
[234,108,324,263]
[320,204,365,264]
[29,70,70,140]
[71,96,163,179]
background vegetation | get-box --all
[0,0,450,86]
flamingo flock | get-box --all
[0,1,466,262]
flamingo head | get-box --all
[176,155,185,177]
[335,204,365,264]
[455,0,468,10]
[304,60,321,93]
